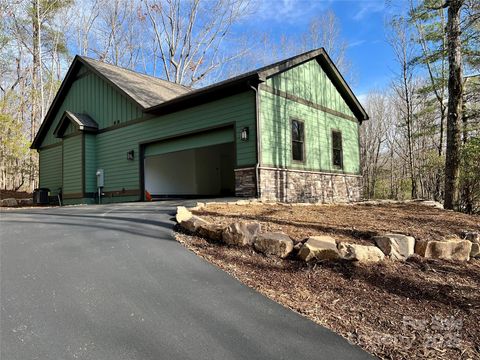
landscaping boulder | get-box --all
[419,200,444,209]
[415,239,472,261]
[1,198,17,207]
[18,198,33,206]
[298,236,340,262]
[176,206,193,223]
[253,232,293,258]
[414,241,429,256]
[374,234,415,260]
[338,243,385,263]
[179,215,209,233]
[222,222,261,246]
[462,231,479,244]
[197,222,225,242]
[470,243,480,259]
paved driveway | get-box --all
[1,201,372,360]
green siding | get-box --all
[265,59,355,117]
[144,128,234,157]
[96,91,256,193]
[39,145,62,195]
[260,59,360,174]
[84,133,97,193]
[62,135,83,194]
[40,67,143,147]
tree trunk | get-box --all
[444,0,463,210]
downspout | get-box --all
[248,81,261,199]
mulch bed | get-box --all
[175,202,480,360]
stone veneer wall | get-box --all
[258,167,361,203]
[234,168,257,197]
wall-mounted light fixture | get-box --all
[127,150,135,160]
[241,127,249,141]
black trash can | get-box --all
[33,188,50,205]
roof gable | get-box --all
[53,111,98,138]
[264,57,355,118]
[32,56,192,149]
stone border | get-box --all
[0,198,33,207]
[175,206,479,263]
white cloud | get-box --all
[347,39,366,48]
[252,0,333,23]
[352,1,385,21]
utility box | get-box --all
[96,169,104,188]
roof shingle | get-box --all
[80,57,192,108]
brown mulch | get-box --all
[176,203,480,360]
[0,190,32,200]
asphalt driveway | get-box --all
[0,201,372,360]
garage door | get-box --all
[143,127,235,197]
[144,127,234,157]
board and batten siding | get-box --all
[84,133,97,194]
[259,59,360,174]
[95,91,256,193]
[40,67,144,147]
[62,135,83,195]
[39,145,62,195]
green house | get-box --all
[31,48,368,204]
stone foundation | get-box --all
[258,167,361,203]
[234,167,257,197]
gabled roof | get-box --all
[80,57,191,108]
[53,111,98,138]
[31,56,191,149]
[32,48,367,149]
[145,48,369,122]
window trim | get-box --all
[331,129,343,169]
[291,118,305,163]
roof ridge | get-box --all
[78,56,191,90]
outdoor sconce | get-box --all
[241,127,249,141]
[127,150,134,160]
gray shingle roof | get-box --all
[64,111,98,130]
[80,57,192,108]
[53,111,99,137]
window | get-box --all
[291,119,304,162]
[332,130,343,168]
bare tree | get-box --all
[142,0,251,87]
[389,16,418,199]
[360,91,389,198]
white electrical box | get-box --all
[96,169,104,188]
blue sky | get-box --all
[244,0,399,97]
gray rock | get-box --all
[374,234,415,260]
[1,198,18,207]
[419,200,444,209]
[197,222,225,242]
[179,215,209,233]
[462,231,480,244]
[297,236,339,262]
[469,243,479,259]
[253,232,293,258]
[18,198,33,206]
[338,243,385,263]
[222,222,261,246]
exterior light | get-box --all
[241,127,249,141]
[127,150,134,160]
